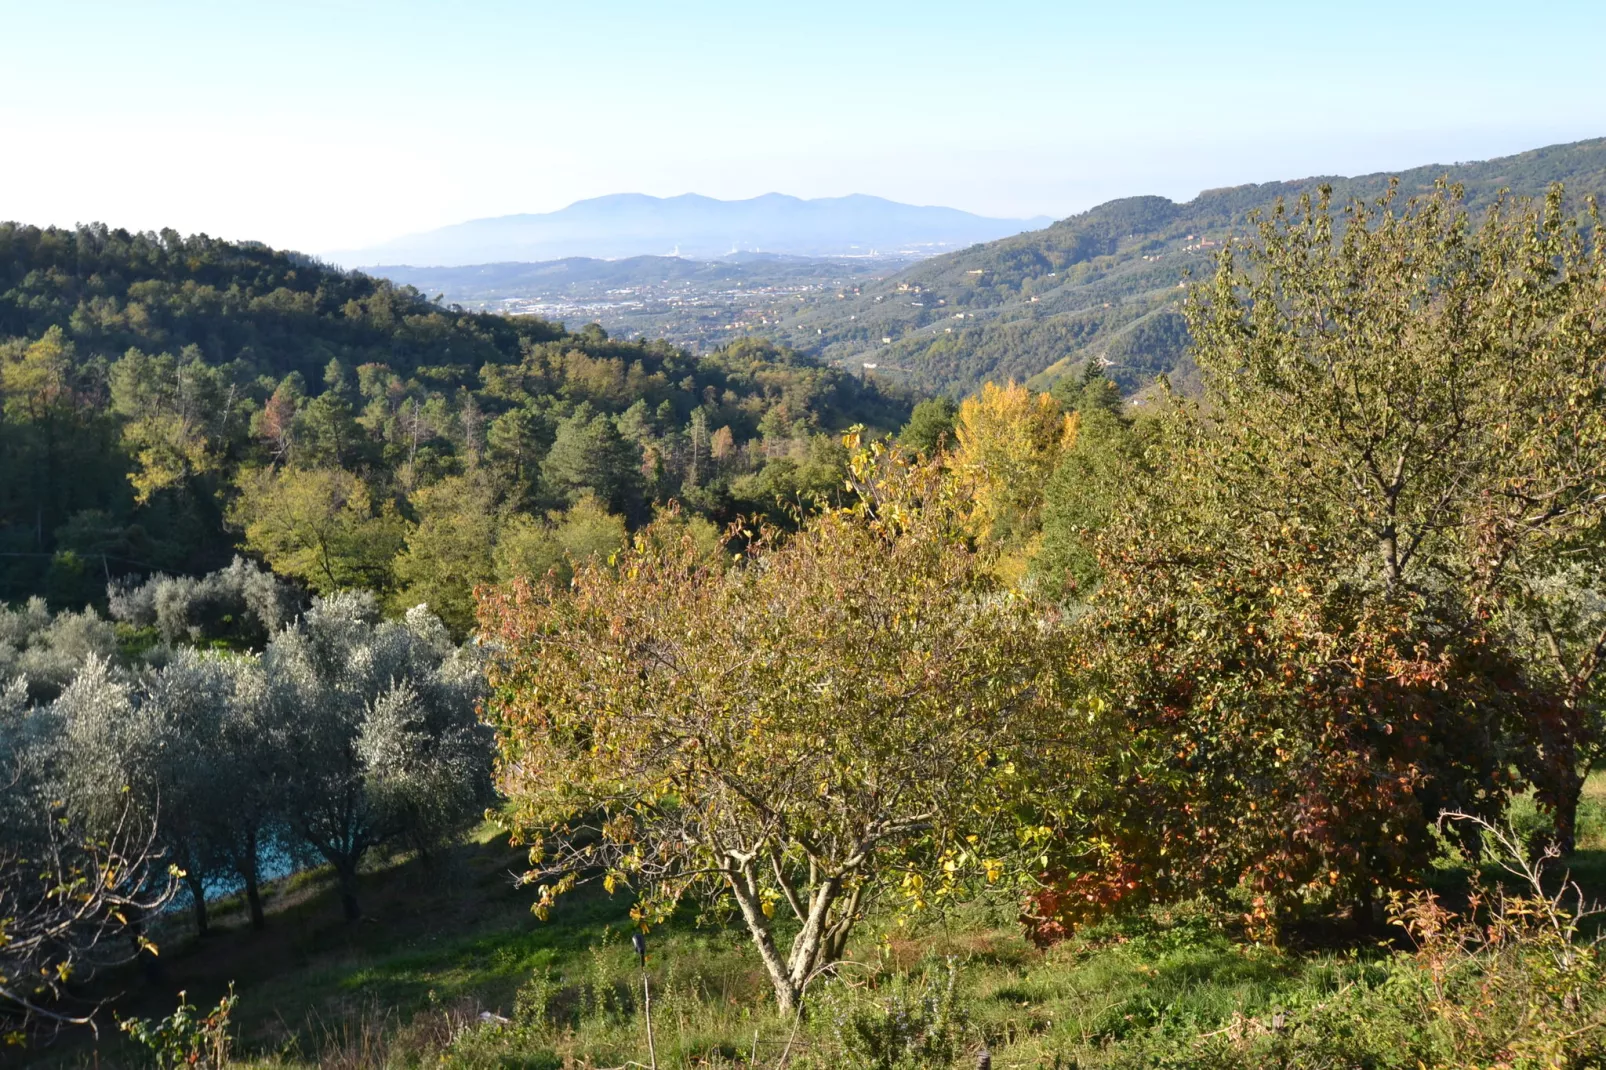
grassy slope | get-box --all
[777,137,1606,397]
[32,776,1606,1069]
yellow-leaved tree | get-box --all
[478,438,1067,1012]
[229,467,406,595]
[951,381,1078,578]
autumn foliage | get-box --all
[478,440,1064,1009]
[1026,501,1535,940]
[478,181,1606,970]
[1024,181,1606,939]
[951,381,1077,543]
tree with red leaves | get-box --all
[1029,180,1606,937]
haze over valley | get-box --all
[338,192,1052,267]
[373,137,1606,396]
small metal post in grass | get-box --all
[633,930,657,1070]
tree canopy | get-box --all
[0,224,911,616]
[1023,180,1606,935]
[480,445,1065,1010]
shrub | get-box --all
[107,556,302,646]
[118,987,237,1070]
[1102,816,1606,1068]
[827,959,969,1070]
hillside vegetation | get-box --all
[783,137,1606,394]
[24,778,1606,1070]
[7,171,1606,1070]
[0,223,909,617]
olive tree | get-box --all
[205,655,283,931]
[480,447,1063,1012]
[53,648,287,935]
[1,678,174,1039]
[0,599,118,703]
[266,594,490,920]
[50,654,234,936]
[139,652,284,933]
[106,556,302,647]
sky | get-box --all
[3,0,1603,257]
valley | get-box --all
[369,138,1606,399]
[368,253,902,354]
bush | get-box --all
[107,556,301,646]
[1102,817,1606,1069]
[827,959,969,1070]
[118,987,237,1070]
[0,597,118,702]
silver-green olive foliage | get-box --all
[265,594,491,920]
[1,677,174,1039]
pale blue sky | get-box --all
[2,0,1601,255]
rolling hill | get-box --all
[0,222,911,607]
[774,137,1606,396]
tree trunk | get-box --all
[337,861,362,921]
[244,870,266,930]
[187,873,210,937]
[240,829,267,930]
[1552,770,1585,857]
[1353,886,1376,937]
[785,875,842,990]
[723,859,800,1012]
[821,882,865,965]
[766,966,800,1014]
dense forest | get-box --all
[0,222,910,625]
[784,136,1606,395]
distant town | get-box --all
[375,256,902,351]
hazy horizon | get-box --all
[3,0,1603,257]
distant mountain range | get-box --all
[777,137,1606,396]
[354,138,1606,399]
[334,193,1053,267]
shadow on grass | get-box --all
[28,775,1606,1068]
[23,828,647,1067]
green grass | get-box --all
[26,776,1606,1069]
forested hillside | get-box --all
[0,223,909,619]
[784,137,1606,394]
